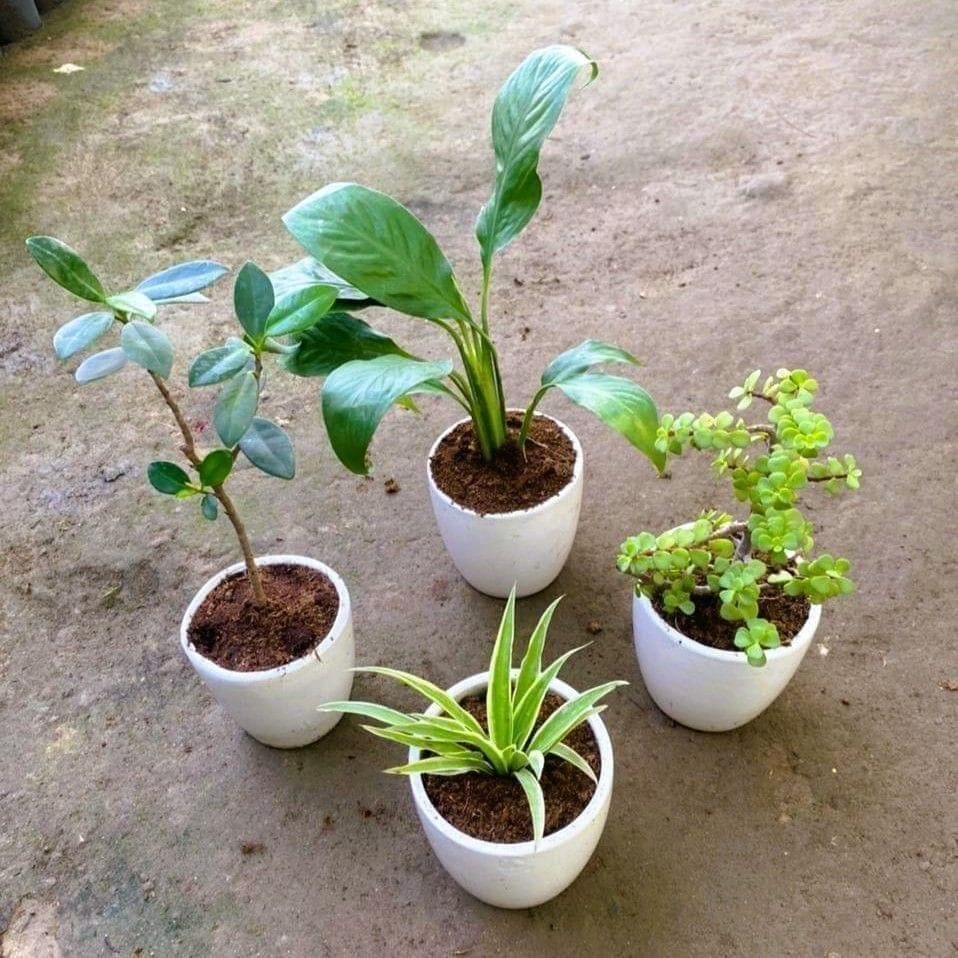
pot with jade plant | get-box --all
[275,45,664,597]
[617,368,861,732]
[320,588,623,908]
[27,237,354,747]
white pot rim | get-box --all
[409,671,614,856]
[179,554,351,683]
[633,590,822,663]
[426,413,583,520]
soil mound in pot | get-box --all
[652,589,810,651]
[188,564,339,672]
[430,413,576,515]
[423,692,600,843]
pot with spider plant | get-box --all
[616,369,861,732]
[27,237,355,747]
[319,588,624,908]
[277,45,664,598]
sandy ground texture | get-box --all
[1,0,956,955]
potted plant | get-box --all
[617,368,861,731]
[319,588,625,908]
[275,45,665,597]
[26,236,355,748]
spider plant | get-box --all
[320,588,625,843]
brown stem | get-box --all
[148,372,268,605]
[808,473,847,483]
[712,519,748,540]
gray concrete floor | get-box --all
[1,0,956,955]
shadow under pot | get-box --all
[180,554,355,748]
[408,671,614,909]
[427,414,584,598]
[631,591,821,732]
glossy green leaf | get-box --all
[26,236,105,302]
[75,347,127,384]
[541,339,640,386]
[120,321,173,378]
[136,260,228,301]
[265,283,338,337]
[233,261,274,340]
[282,312,413,378]
[321,354,453,474]
[514,767,546,844]
[106,290,157,320]
[269,257,377,311]
[188,344,251,386]
[53,311,114,360]
[487,588,517,750]
[283,182,472,323]
[214,371,258,446]
[238,417,295,479]
[476,46,597,265]
[201,494,218,521]
[554,372,665,472]
[147,460,190,495]
[198,449,233,487]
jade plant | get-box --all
[271,45,664,476]
[616,369,861,666]
[27,237,309,606]
[320,589,625,842]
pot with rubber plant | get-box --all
[27,238,354,747]
[617,369,861,732]
[319,588,624,908]
[278,45,664,597]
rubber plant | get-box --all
[320,588,625,843]
[26,237,309,605]
[275,45,665,476]
[616,369,861,665]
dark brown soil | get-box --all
[423,692,600,843]
[188,564,339,672]
[429,413,576,515]
[652,588,811,652]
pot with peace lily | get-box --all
[275,46,665,597]
[320,589,624,908]
[617,369,861,732]
[27,238,355,747]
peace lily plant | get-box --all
[275,45,664,476]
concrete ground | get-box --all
[1,0,956,955]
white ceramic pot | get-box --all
[408,672,614,909]
[632,591,821,732]
[180,554,355,748]
[426,415,584,598]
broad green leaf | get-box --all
[233,261,274,340]
[553,372,665,472]
[152,292,209,305]
[137,260,228,301]
[26,236,105,302]
[529,680,627,755]
[214,370,258,446]
[321,354,453,474]
[514,767,546,844]
[147,460,190,495]
[106,290,157,320]
[120,321,173,378]
[359,666,484,735]
[270,256,377,311]
[512,645,588,750]
[75,347,127,384]
[265,283,337,337]
[549,741,597,784]
[487,588,517,750]
[385,755,492,777]
[198,449,233,487]
[316,700,416,726]
[53,311,113,360]
[282,311,413,378]
[201,494,218,520]
[476,46,597,266]
[188,344,251,387]
[541,339,640,386]
[238,417,295,479]
[283,182,472,323]
[514,596,563,704]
